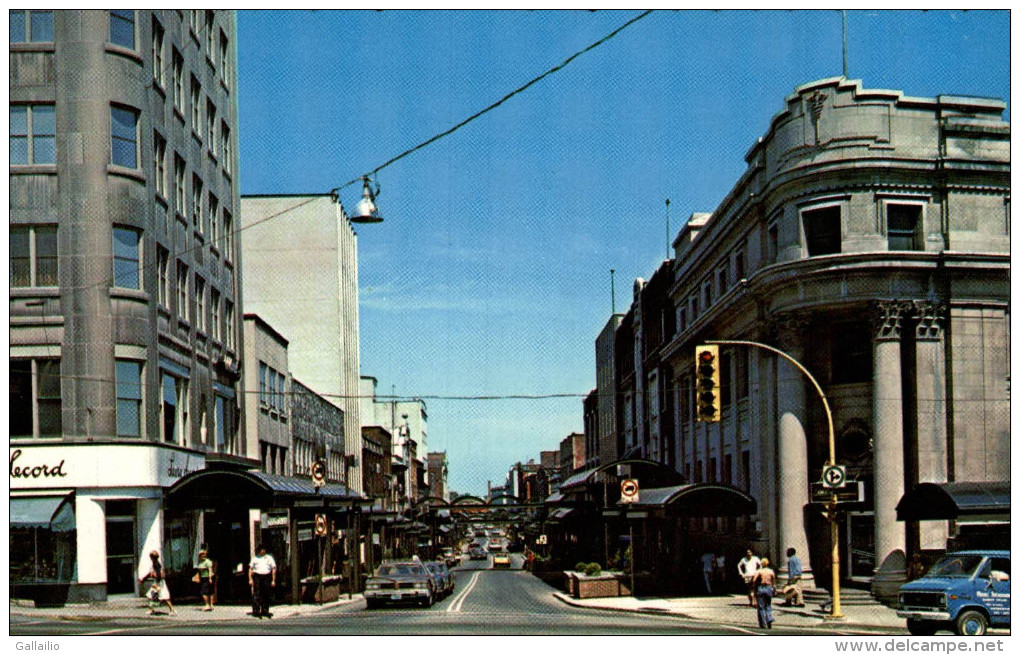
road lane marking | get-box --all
[447,571,481,612]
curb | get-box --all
[10,596,363,623]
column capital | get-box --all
[870,300,912,341]
[767,311,811,351]
[911,300,946,341]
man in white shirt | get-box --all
[737,548,762,607]
[249,543,277,618]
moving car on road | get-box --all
[470,546,487,560]
[897,550,1010,636]
[492,553,512,569]
[426,561,454,598]
[364,559,436,609]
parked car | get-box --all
[897,550,1011,635]
[470,546,487,560]
[492,553,512,569]
[364,559,436,609]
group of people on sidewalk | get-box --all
[138,543,277,619]
[735,546,804,629]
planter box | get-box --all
[299,575,342,603]
[564,572,632,599]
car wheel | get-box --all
[906,619,937,636]
[955,610,988,636]
[365,599,378,610]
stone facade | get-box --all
[289,378,345,485]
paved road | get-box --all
[9,556,892,636]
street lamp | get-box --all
[348,176,384,224]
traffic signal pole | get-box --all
[704,339,843,620]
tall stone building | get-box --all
[10,10,244,601]
[240,194,365,494]
[605,77,1009,596]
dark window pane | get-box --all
[831,323,873,384]
[888,205,921,251]
[10,360,33,437]
[117,400,141,437]
[10,137,28,164]
[35,227,58,285]
[112,228,139,288]
[30,11,53,42]
[804,207,841,256]
[33,136,55,164]
[10,10,26,42]
[37,359,61,397]
[33,105,54,135]
[10,229,30,287]
[38,399,62,437]
[109,10,135,49]
[111,107,137,168]
[114,258,139,289]
[10,105,27,135]
[111,107,134,140]
[116,361,142,400]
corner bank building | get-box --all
[10,11,245,602]
[617,78,1008,599]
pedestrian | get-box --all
[249,543,277,619]
[737,548,762,607]
[701,551,715,594]
[140,550,176,616]
[714,553,727,591]
[781,547,804,607]
[196,549,216,611]
[752,557,776,629]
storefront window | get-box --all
[9,496,77,586]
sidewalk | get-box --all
[552,592,906,632]
[10,594,365,623]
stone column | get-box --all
[871,300,909,601]
[912,301,948,550]
[774,315,813,583]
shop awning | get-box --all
[558,469,597,492]
[10,495,72,529]
[615,483,757,517]
[547,507,575,523]
[166,468,364,510]
[896,481,1010,522]
[544,492,565,504]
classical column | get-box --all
[774,315,813,584]
[912,301,948,550]
[871,300,909,601]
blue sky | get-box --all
[236,10,1010,496]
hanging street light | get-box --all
[349,176,385,223]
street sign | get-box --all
[620,478,640,504]
[314,513,328,536]
[810,480,864,503]
[311,460,327,487]
[536,535,547,545]
[821,464,847,489]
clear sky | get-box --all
[235,9,1010,496]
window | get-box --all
[195,276,206,332]
[190,76,202,137]
[110,105,138,168]
[718,266,728,294]
[191,175,203,232]
[153,132,167,197]
[720,351,731,408]
[161,372,188,444]
[703,280,712,308]
[210,288,220,341]
[221,122,232,175]
[176,261,189,321]
[208,194,219,248]
[219,30,230,89]
[735,347,749,400]
[10,10,53,43]
[690,295,699,319]
[723,454,733,485]
[112,227,141,289]
[224,301,235,350]
[887,204,923,251]
[276,371,286,414]
[174,155,186,218]
[678,306,687,333]
[156,246,170,307]
[741,450,751,492]
[222,209,233,259]
[206,101,217,156]
[215,393,235,452]
[109,10,135,49]
[10,104,55,165]
[831,323,872,384]
[151,17,164,86]
[10,358,61,438]
[735,251,745,281]
[115,360,142,438]
[803,206,841,256]
[205,11,215,54]
[10,225,57,287]
[259,362,269,406]
[172,48,184,112]
[767,224,779,264]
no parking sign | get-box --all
[620,478,640,504]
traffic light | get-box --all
[695,345,721,422]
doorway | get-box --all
[846,512,876,582]
[105,500,137,594]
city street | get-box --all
[11,555,907,637]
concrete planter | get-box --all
[564,571,632,599]
[299,575,343,604]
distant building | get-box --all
[362,426,393,509]
[427,452,449,501]
[559,432,586,475]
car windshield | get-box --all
[927,555,985,577]
[426,563,439,572]
[376,564,421,577]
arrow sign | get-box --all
[821,464,847,489]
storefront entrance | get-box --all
[105,500,137,595]
[846,512,876,582]
[203,509,252,603]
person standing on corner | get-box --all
[782,547,804,607]
[249,543,277,619]
[752,557,777,629]
[196,549,216,611]
[701,551,715,594]
[737,548,762,607]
